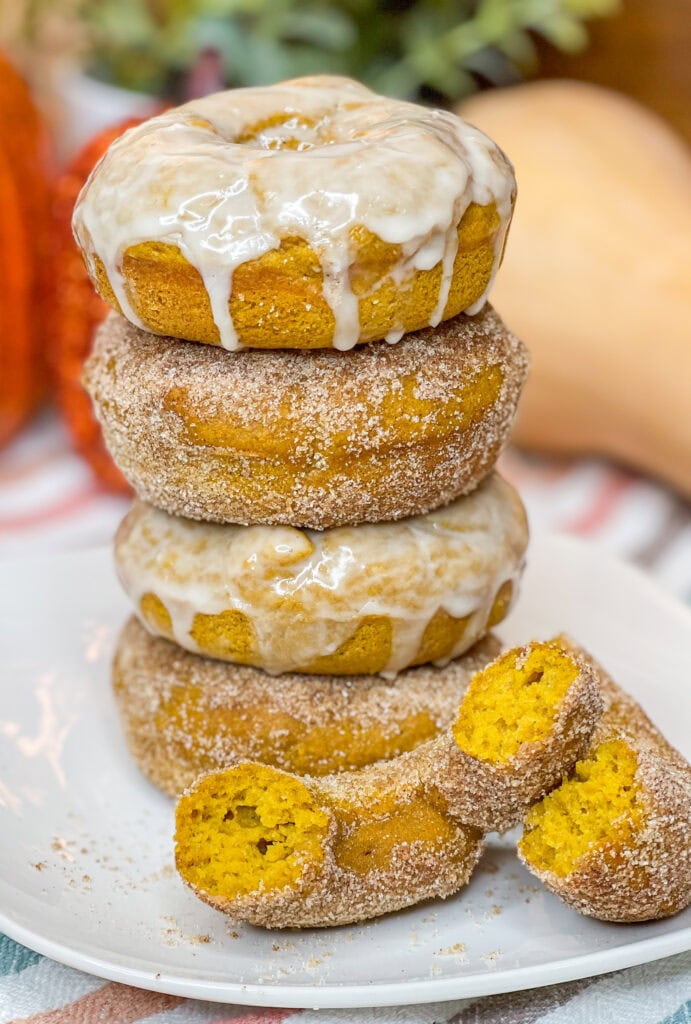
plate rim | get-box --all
[1,533,690,1008]
[0,910,689,1008]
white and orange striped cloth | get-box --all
[1,415,690,1024]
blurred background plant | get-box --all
[2,0,689,503]
[3,0,619,103]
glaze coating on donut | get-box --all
[114,474,527,676]
[113,618,500,795]
[84,306,529,529]
[519,642,691,922]
[73,76,515,350]
[174,641,603,928]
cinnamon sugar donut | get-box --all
[83,306,528,529]
[113,617,500,796]
[114,474,527,676]
[519,642,691,922]
[73,76,515,351]
[174,641,602,928]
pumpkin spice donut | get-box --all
[73,76,515,351]
[174,640,603,928]
[114,473,527,676]
[113,618,500,796]
[83,306,528,529]
[519,641,691,923]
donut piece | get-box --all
[174,640,602,927]
[83,306,528,529]
[113,618,500,796]
[451,641,603,832]
[73,76,515,351]
[115,474,527,676]
[519,643,691,922]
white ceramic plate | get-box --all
[0,535,689,1008]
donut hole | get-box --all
[175,763,330,898]
[453,643,580,763]
[519,740,645,877]
[235,113,330,151]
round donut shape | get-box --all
[174,640,602,928]
[73,76,515,351]
[115,474,528,676]
[113,616,501,796]
[84,306,528,529]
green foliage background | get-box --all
[34,0,620,100]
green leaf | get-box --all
[75,0,620,101]
[275,8,357,50]
[533,11,589,51]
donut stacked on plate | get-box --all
[76,75,530,796]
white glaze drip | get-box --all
[73,76,515,350]
[385,328,405,344]
[430,224,460,327]
[114,474,528,676]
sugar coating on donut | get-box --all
[176,757,483,933]
[84,305,529,529]
[173,638,603,928]
[114,473,528,676]
[445,640,603,832]
[73,76,515,350]
[520,738,691,922]
[113,616,501,794]
[176,751,485,928]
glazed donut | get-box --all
[83,306,528,529]
[73,76,515,351]
[519,642,691,922]
[114,474,527,676]
[113,617,500,795]
[174,641,602,928]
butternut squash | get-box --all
[461,81,691,497]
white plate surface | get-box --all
[0,535,689,1008]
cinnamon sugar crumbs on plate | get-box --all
[436,943,467,956]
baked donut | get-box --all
[519,642,691,922]
[114,474,527,676]
[73,76,515,351]
[174,640,602,927]
[113,617,500,795]
[83,306,528,529]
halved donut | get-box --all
[173,640,602,928]
[518,641,691,922]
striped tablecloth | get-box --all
[1,414,690,1024]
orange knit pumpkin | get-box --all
[0,54,53,449]
[53,119,146,493]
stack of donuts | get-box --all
[77,75,529,798]
[75,77,691,932]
